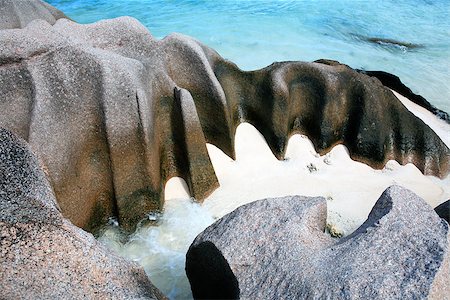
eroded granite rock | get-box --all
[0,0,67,29]
[0,16,448,232]
[0,128,166,300]
[186,186,450,299]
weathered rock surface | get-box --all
[0,129,166,300]
[186,186,450,300]
[356,69,450,123]
[0,0,67,29]
[435,200,449,223]
[0,16,448,232]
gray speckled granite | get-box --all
[0,128,166,300]
[187,187,450,300]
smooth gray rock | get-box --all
[0,0,67,29]
[0,128,166,300]
[186,186,450,300]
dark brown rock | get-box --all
[0,17,448,232]
[0,128,166,300]
[186,186,450,300]
[356,69,450,123]
[0,0,67,29]
[351,34,424,50]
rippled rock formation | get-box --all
[186,186,450,299]
[0,16,448,232]
[0,0,67,29]
[0,129,166,299]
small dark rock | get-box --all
[366,37,423,49]
[435,200,450,223]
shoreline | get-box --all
[164,91,450,235]
[121,91,450,298]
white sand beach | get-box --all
[167,91,449,233]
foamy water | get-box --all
[98,197,213,299]
[98,94,450,299]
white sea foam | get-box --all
[98,195,214,299]
[98,94,450,299]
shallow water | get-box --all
[49,0,450,113]
[98,197,214,299]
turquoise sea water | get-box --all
[48,0,449,113]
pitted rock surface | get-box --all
[0,128,166,300]
[186,186,450,300]
[0,16,448,231]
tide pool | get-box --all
[48,0,449,113]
